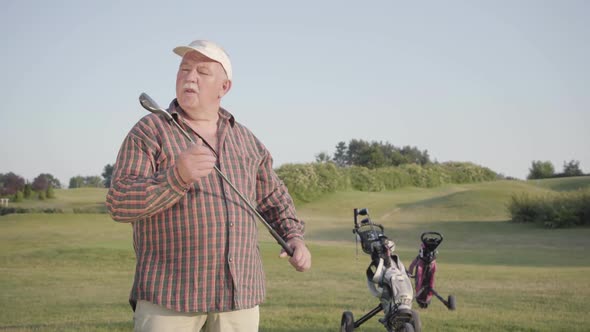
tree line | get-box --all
[527,160,586,180]
[316,139,430,168]
[1,140,586,204]
[0,164,114,202]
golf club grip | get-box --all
[214,165,294,257]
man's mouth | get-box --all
[183,83,199,94]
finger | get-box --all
[191,157,217,166]
[191,146,216,159]
[279,249,288,258]
[291,257,309,272]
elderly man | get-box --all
[106,39,311,332]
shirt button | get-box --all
[228,256,233,263]
[229,222,234,227]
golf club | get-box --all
[138,92,294,257]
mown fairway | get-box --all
[1,179,589,331]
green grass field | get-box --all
[1,180,589,331]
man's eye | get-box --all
[198,70,209,75]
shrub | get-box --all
[348,166,384,192]
[1,207,30,215]
[13,191,24,203]
[312,162,347,193]
[73,206,108,214]
[0,207,64,216]
[374,167,413,190]
[276,164,321,203]
[442,162,497,183]
[508,189,590,228]
[46,186,56,199]
[276,162,497,200]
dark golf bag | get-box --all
[340,208,421,332]
[407,232,455,310]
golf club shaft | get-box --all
[140,94,294,256]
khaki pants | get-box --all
[134,300,259,332]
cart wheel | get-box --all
[447,295,456,311]
[410,310,422,332]
[340,311,354,332]
[402,322,415,332]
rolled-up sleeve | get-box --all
[255,149,305,240]
[106,128,190,223]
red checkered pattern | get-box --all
[106,100,304,312]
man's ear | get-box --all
[219,80,232,98]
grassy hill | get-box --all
[1,179,589,331]
[527,175,590,192]
[7,188,108,212]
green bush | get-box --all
[347,166,384,192]
[0,207,65,216]
[442,162,497,183]
[276,163,322,203]
[508,189,590,228]
[46,186,56,199]
[276,161,497,199]
[374,167,413,190]
[73,206,108,214]
[13,191,24,202]
[0,207,18,216]
[312,162,347,193]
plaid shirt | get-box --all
[106,100,304,313]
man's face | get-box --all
[175,51,230,112]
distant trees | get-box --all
[0,172,59,201]
[527,160,586,180]
[333,142,347,167]
[314,152,331,164]
[325,139,430,169]
[68,175,103,189]
[67,163,114,189]
[527,161,555,180]
[31,174,60,199]
[32,173,61,192]
[0,172,25,196]
[102,164,114,188]
[563,160,583,177]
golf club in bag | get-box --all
[138,92,293,257]
[407,232,456,310]
[341,208,421,332]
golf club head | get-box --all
[139,92,173,121]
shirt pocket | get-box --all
[230,153,259,202]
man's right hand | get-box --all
[176,138,216,184]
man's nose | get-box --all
[186,69,199,82]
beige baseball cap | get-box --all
[173,40,233,80]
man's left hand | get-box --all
[279,238,311,272]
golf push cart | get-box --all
[340,208,421,332]
[407,232,456,310]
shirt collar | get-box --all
[169,99,235,127]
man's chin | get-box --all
[177,98,199,111]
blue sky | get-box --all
[1,0,588,186]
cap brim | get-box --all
[172,44,232,80]
[173,46,211,59]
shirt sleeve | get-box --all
[106,128,191,223]
[255,148,305,240]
